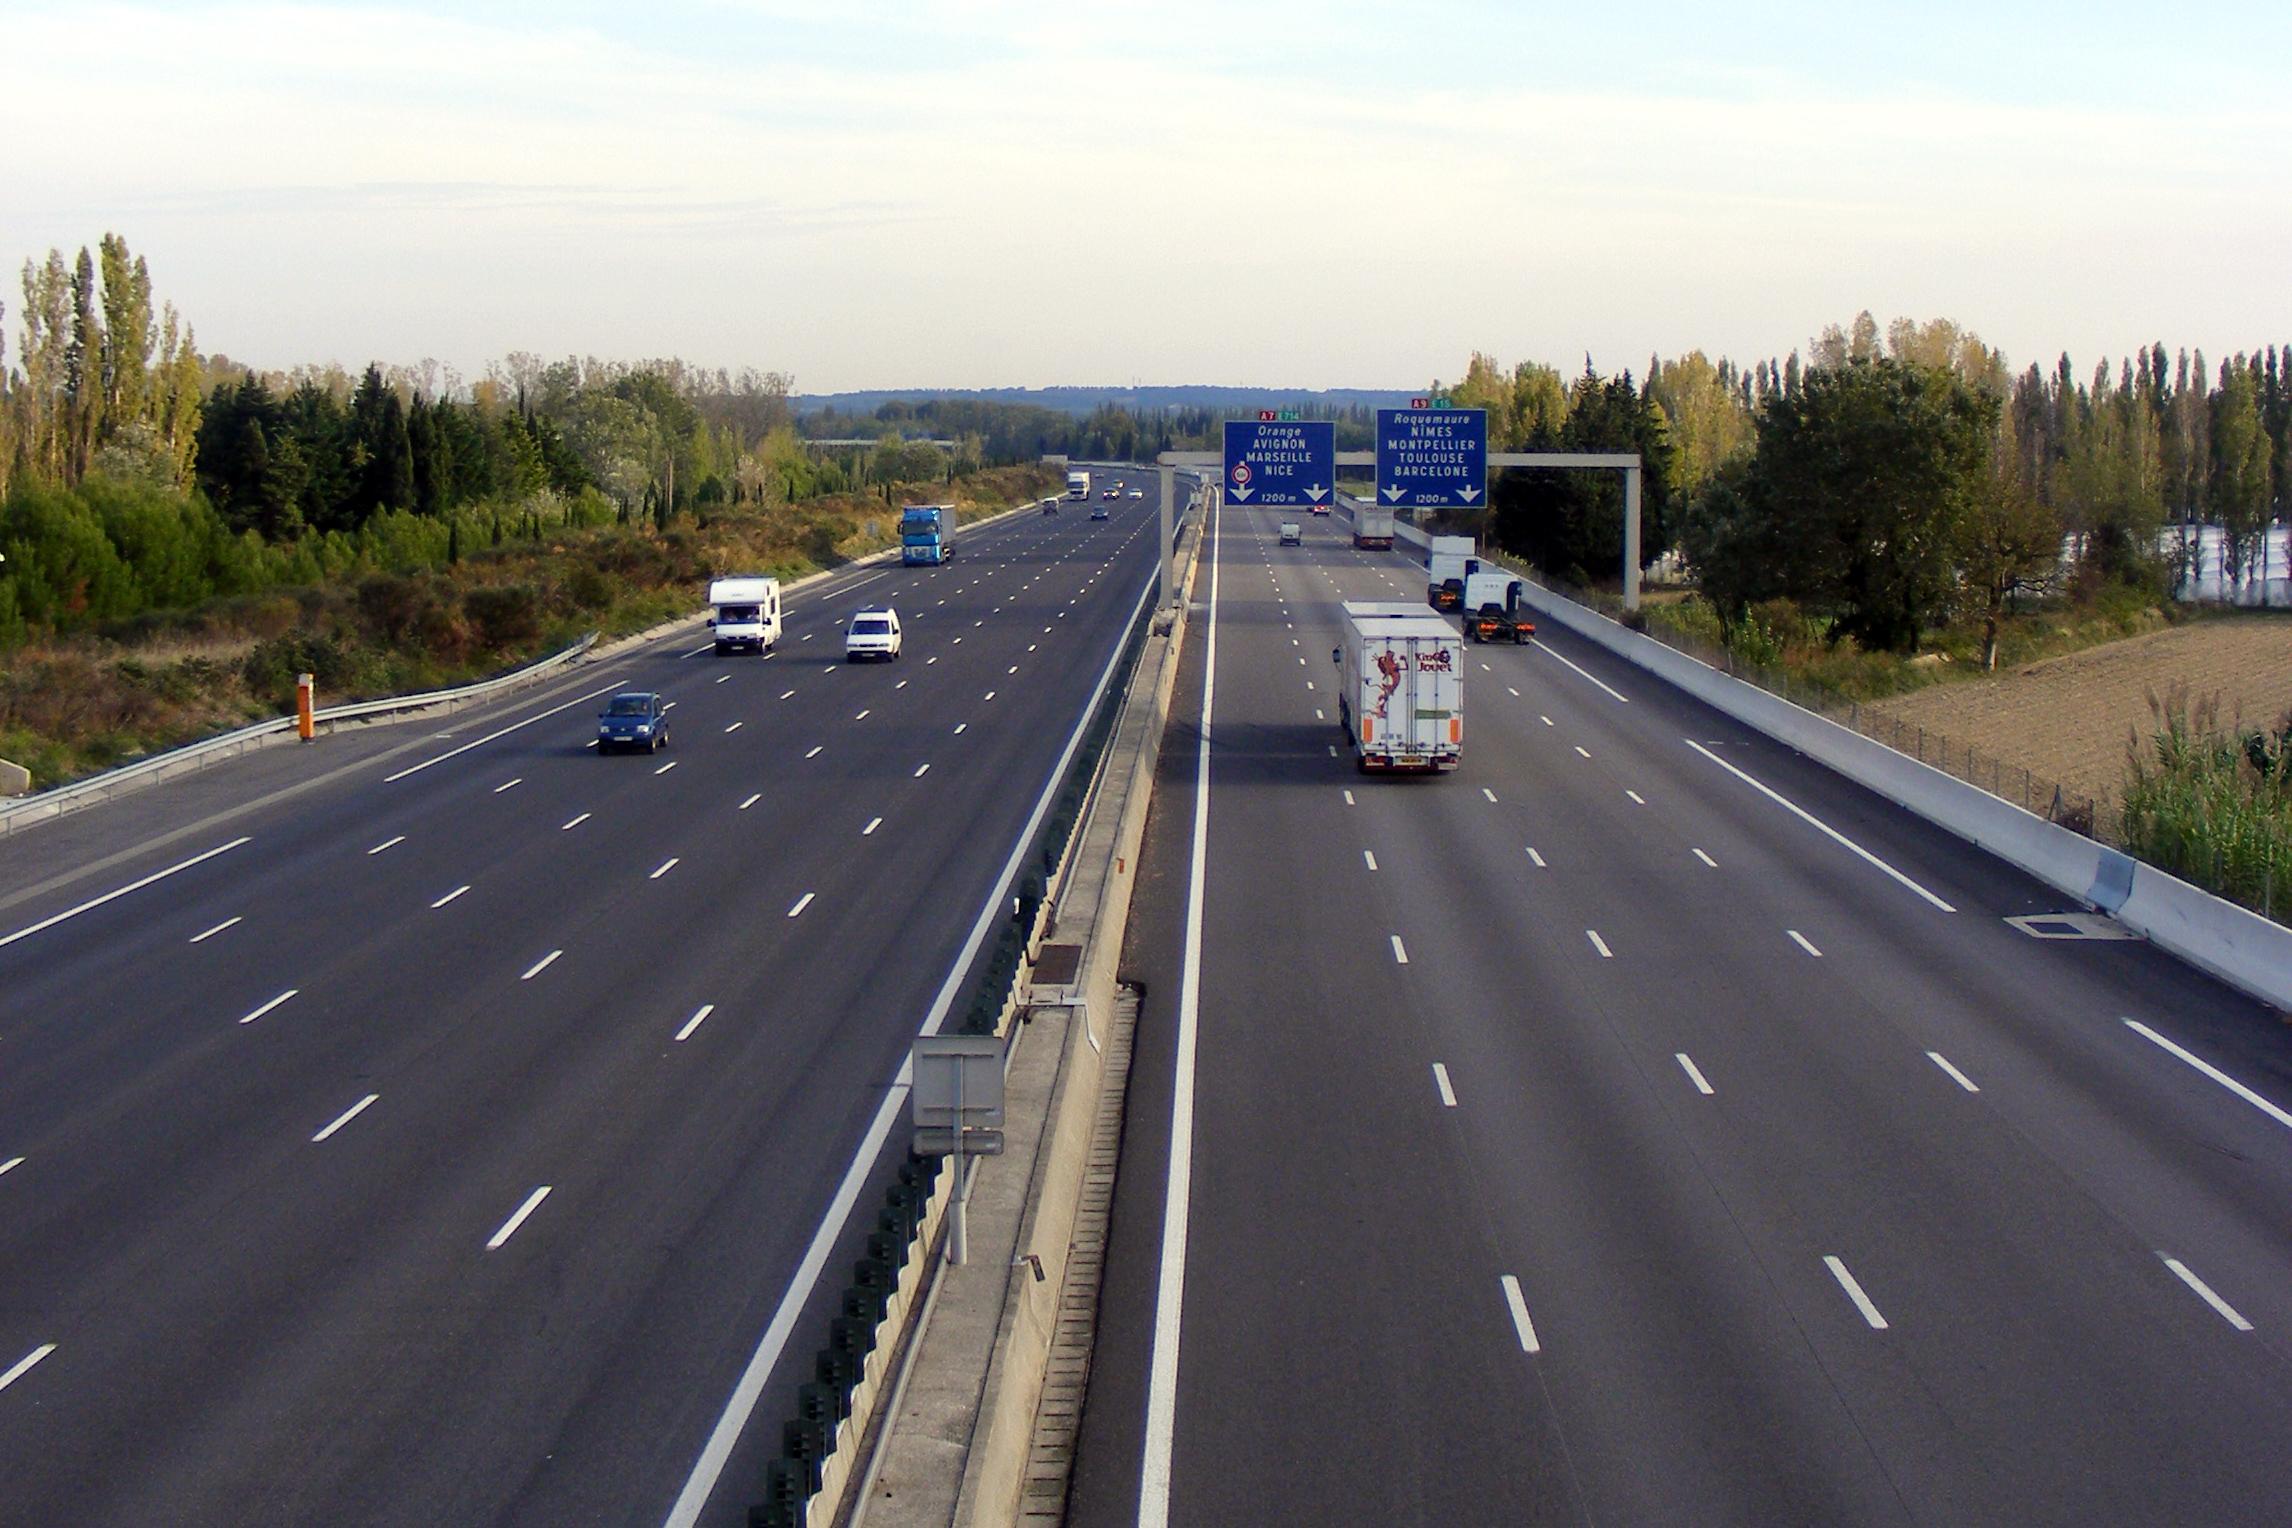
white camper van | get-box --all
[708,576,782,654]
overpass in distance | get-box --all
[4,478,2291,1525]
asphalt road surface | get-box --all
[0,474,1176,1526]
[1069,497,2292,1527]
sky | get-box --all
[2,0,2287,393]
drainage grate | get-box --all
[2005,913,2142,941]
[1031,943,1082,985]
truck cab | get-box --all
[901,504,957,565]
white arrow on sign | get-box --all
[1383,485,1407,503]
[1230,483,1253,501]
[1458,485,1482,503]
[1306,484,1328,501]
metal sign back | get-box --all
[911,1034,1004,1129]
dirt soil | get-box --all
[1863,614,2292,810]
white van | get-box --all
[709,576,782,654]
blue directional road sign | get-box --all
[1223,419,1335,509]
[1376,407,1487,509]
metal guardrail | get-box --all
[0,633,598,837]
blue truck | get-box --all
[900,504,957,565]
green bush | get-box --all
[464,583,542,650]
[2123,685,2292,923]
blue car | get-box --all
[596,691,671,753]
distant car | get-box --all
[1103,487,1119,499]
[1090,503,1110,520]
[1042,498,1059,515]
[596,691,670,753]
[845,607,903,661]
[1279,522,1302,545]
[1128,488,1143,500]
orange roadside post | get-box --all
[296,673,315,742]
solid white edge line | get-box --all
[1432,1063,1457,1107]
[0,1156,23,1176]
[2124,1019,2292,1131]
[521,950,563,981]
[1139,493,1219,1528]
[2161,1255,2255,1330]
[189,916,242,944]
[1825,1255,1889,1329]
[675,1004,715,1043]
[1676,1053,1715,1094]
[1500,1274,1542,1353]
[485,1185,552,1250]
[0,1344,56,1392]
[666,504,1167,1528]
[1927,1051,1980,1092]
[1685,739,1957,913]
[311,1094,380,1142]
[1533,642,1630,702]
[0,835,252,950]
[385,681,623,781]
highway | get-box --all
[1068,497,2292,1525]
[0,474,1168,1525]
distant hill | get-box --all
[792,385,1414,417]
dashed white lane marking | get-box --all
[312,1094,380,1142]
[521,950,563,980]
[1787,929,1823,957]
[985,690,997,701]
[898,678,911,688]
[1540,715,1554,727]
[802,632,814,640]
[1686,739,1958,913]
[927,656,939,665]
[0,834,256,952]
[1482,788,1498,803]
[1315,709,1325,720]
[1586,929,1613,958]
[2162,1255,2254,1330]
[385,682,623,782]
[787,892,815,918]
[724,722,744,733]
[1526,847,1546,866]
[431,886,470,909]
[1,1157,25,1177]
[654,760,678,775]
[189,916,242,944]
[1925,1051,1981,1092]
[486,1186,552,1250]
[781,690,797,700]
[854,709,870,721]
[0,1345,57,1393]
[1363,851,1378,871]
[562,812,591,830]
[1574,746,1591,759]
[1342,790,1355,806]
[739,794,761,811]
[1825,1256,1889,1329]
[1625,790,1645,805]
[1692,848,1716,867]
[239,989,298,1025]
[1676,1053,1715,1094]
[1479,662,1492,672]
[954,723,968,735]
[650,858,680,880]
[493,777,522,793]
[715,673,731,684]
[861,816,883,837]
[954,637,963,644]
[675,1004,715,1043]
[914,763,931,778]
[1508,686,1521,697]
[805,746,823,759]
[1390,935,1409,964]
[1500,1275,1542,1353]
[2124,1019,2292,1131]
[1008,665,1020,675]
[1534,643,1631,703]
[1432,1063,1457,1107]
[367,835,404,855]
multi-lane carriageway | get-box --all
[1070,498,2292,1525]
[0,477,1168,1524]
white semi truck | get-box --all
[708,576,782,654]
[1426,535,1480,609]
[1334,600,1463,773]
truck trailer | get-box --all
[1351,506,1396,549]
[900,504,957,565]
[1334,600,1463,773]
[1426,536,1480,609]
[1066,470,1091,500]
[708,576,782,654]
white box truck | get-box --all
[1352,507,1396,549]
[1427,535,1480,609]
[1334,600,1463,773]
[1067,470,1091,500]
[708,576,781,654]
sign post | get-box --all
[1375,407,1487,510]
[1222,419,1334,510]
[911,1035,1005,1265]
